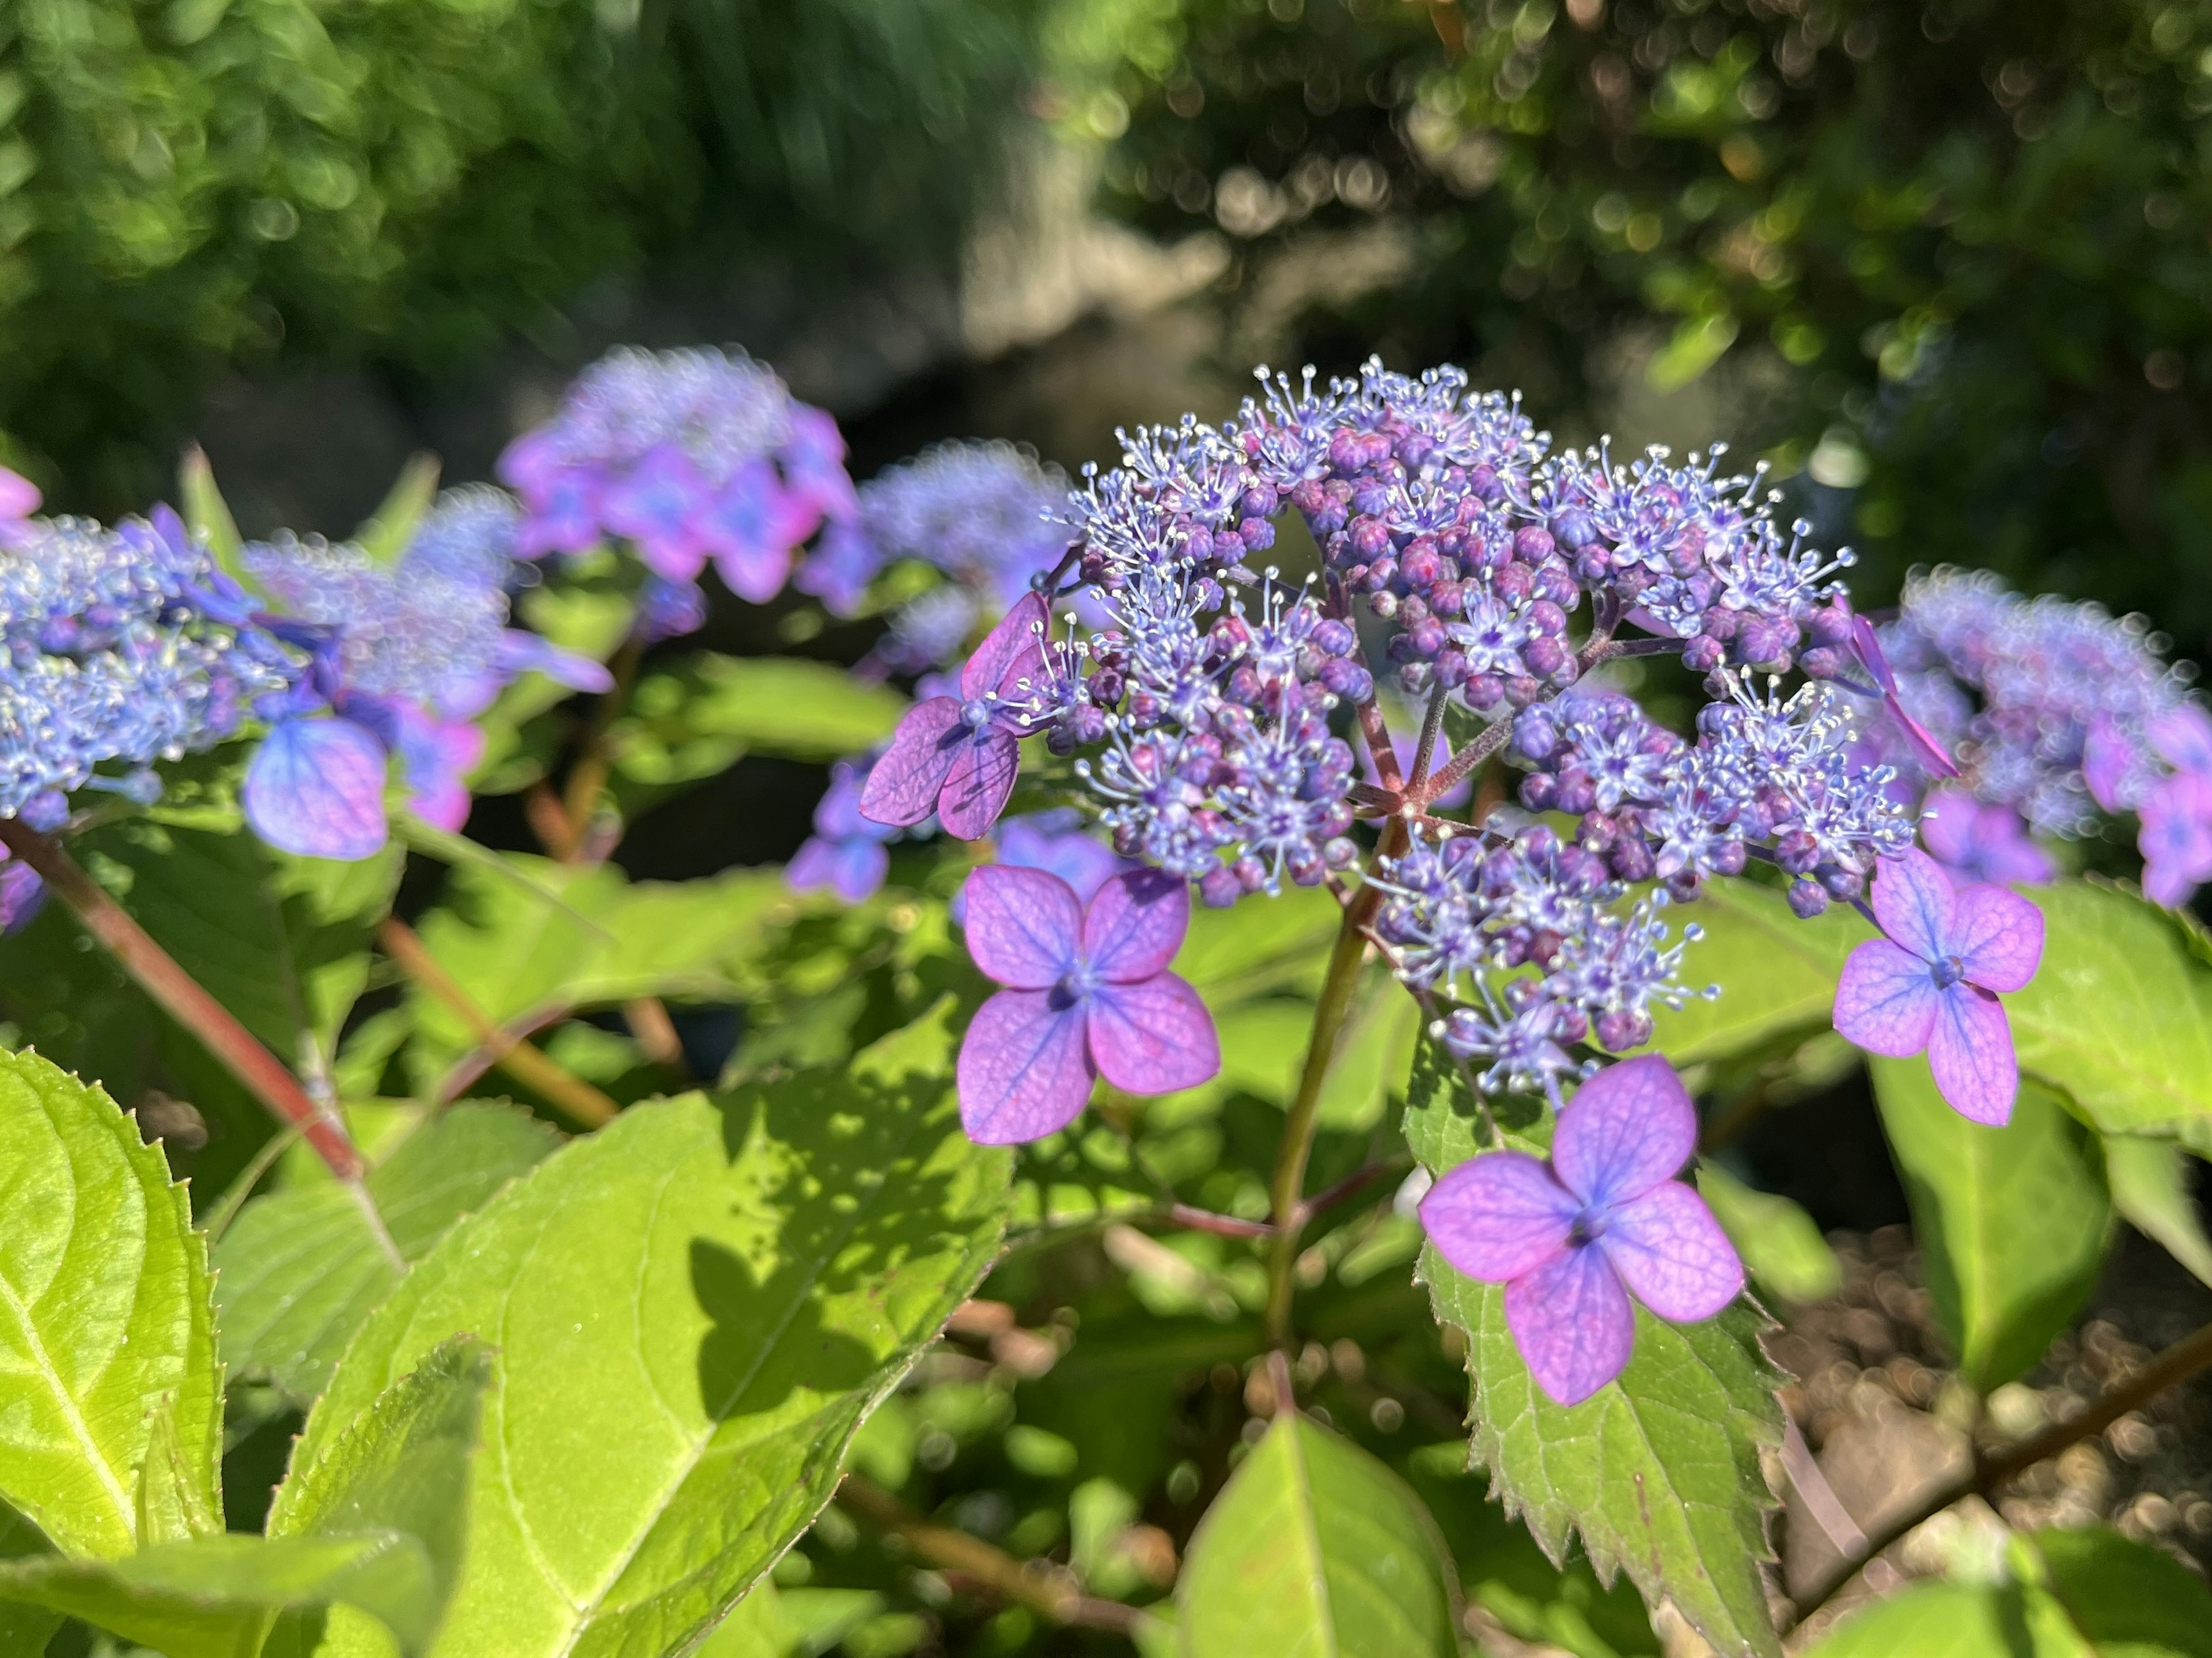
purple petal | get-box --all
[956,988,1094,1144]
[1550,1053,1698,1210]
[995,815,1127,906]
[2152,704,2212,776]
[496,631,616,696]
[243,718,390,861]
[396,716,483,833]
[0,860,47,933]
[1833,939,1941,1057]
[1927,986,2018,1126]
[1849,615,1899,696]
[2139,775,2212,906]
[858,699,964,827]
[826,840,889,904]
[1599,1182,1744,1322]
[602,446,709,581]
[2082,715,2133,811]
[1086,974,1220,1097]
[1950,885,2043,994]
[937,730,1020,841]
[1505,1245,1635,1407]
[962,865,1082,989]
[1888,699,1961,780]
[695,459,815,604]
[1869,847,1954,961]
[0,466,38,521]
[1917,790,1981,868]
[1418,1152,1579,1282]
[960,593,1050,702]
[1082,868,1189,983]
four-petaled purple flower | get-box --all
[861,594,1049,841]
[1850,616,1960,780]
[955,864,1220,1145]
[1832,847,2044,1125]
[1919,790,2055,886]
[1419,1054,1743,1406]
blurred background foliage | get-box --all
[6,0,2212,626]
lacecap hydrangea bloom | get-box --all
[865,358,2046,1399]
[240,488,611,860]
[498,346,856,631]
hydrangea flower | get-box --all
[1919,790,2054,886]
[240,491,611,859]
[861,594,1050,841]
[498,346,852,612]
[0,466,38,531]
[0,848,45,932]
[1418,1055,1743,1406]
[1832,848,2045,1124]
[948,809,1131,926]
[788,756,900,903]
[955,864,1219,1143]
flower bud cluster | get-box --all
[0,511,305,824]
[1370,824,1710,1091]
[497,346,855,620]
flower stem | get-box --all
[555,636,643,860]
[376,917,619,1128]
[1415,714,1512,806]
[1786,1314,2212,1627]
[0,821,369,1185]
[1264,827,1399,1348]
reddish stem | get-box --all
[0,821,366,1181]
[1412,713,1512,806]
[1354,695,1403,792]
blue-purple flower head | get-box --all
[498,346,854,625]
[239,491,612,860]
[801,440,1070,621]
[0,509,304,830]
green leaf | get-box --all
[1176,1413,1459,1658]
[1401,1022,1545,1173]
[2104,1135,2212,1288]
[180,445,257,596]
[0,1334,490,1658]
[399,858,793,1090]
[288,1004,1011,1656]
[1647,878,1870,1067]
[0,1048,219,1558]
[2032,1524,2212,1656]
[2006,881,2212,1137]
[1422,1258,1785,1658]
[136,1394,221,1546]
[215,1104,561,1405]
[1870,1060,2109,1390]
[357,454,442,566]
[1797,1579,2085,1658]
[1696,1164,1843,1306]
[692,1583,798,1657]
[612,654,908,786]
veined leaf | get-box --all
[1423,1260,1785,1658]
[2104,1134,2212,1288]
[289,1004,1011,1656]
[2006,881,2212,1137]
[136,1394,220,1546]
[1871,1060,2109,1390]
[0,1048,219,1558]
[1647,877,1869,1067]
[1176,1412,1459,1658]
[0,1338,490,1658]
[215,1104,560,1404]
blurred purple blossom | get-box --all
[789,756,899,904]
[1918,790,2054,886]
[1419,1055,1742,1406]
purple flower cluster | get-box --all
[498,347,855,631]
[800,440,1069,626]
[0,508,307,832]
[240,490,611,860]
[1369,824,1707,1090]
[1872,567,2212,902]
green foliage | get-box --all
[1094,0,2212,649]
[215,1104,561,1405]
[1696,1163,1843,1306]
[2103,1134,2212,1288]
[1870,1062,2110,1391]
[0,1337,489,1656]
[1803,1527,2212,1658]
[289,1005,1011,1655]
[0,1046,219,1561]
[1175,1412,1459,1658]
[1647,878,1869,1066]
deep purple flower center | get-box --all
[960,697,995,731]
[1052,958,1100,1010]
[1567,1206,1611,1248]
[1930,953,1967,989]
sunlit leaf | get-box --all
[1696,1164,1842,1306]
[2104,1134,2212,1288]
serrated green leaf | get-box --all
[0,1048,219,1558]
[356,454,441,567]
[1696,1164,1842,1306]
[399,858,794,1090]
[1176,1413,1459,1658]
[2005,881,2212,1136]
[612,654,908,787]
[1648,878,1870,1067]
[1400,1023,1544,1172]
[136,1393,220,1546]
[1422,1255,1785,1658]
[2104,1135,2212,1288]
[215,1105,560,1405]
[289,1005,1011,1656]
[1871,1060,2109,1390]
